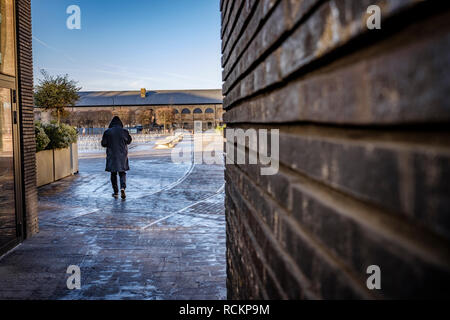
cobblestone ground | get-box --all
[0,136,226,300]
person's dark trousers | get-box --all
[111,172,126,194]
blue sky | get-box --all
[31,0,222,91]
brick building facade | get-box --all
[221,0,450,299]
[0,0,38,256]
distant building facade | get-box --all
[35,89,224,131]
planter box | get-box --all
[36,149,54,187]
[36,143,79,187]
[54,148,71,181]
[71,143,79,174]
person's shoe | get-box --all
[121,188,126,200]
[112,193,119,199]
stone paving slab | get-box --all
[0,137,226,300]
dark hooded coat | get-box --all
[101,117,132,172]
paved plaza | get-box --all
[0,135,226,300]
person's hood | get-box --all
[109,116,124,128]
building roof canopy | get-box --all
[75,89,223,107]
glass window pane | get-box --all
[0,0,16,76]
[0,87,16,248]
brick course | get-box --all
[221,0,450,299]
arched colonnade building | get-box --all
[35,89,224,131]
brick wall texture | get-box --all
[221,0,450,299]
[16,0,38,237]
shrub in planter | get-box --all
[35,121,50,152]
[61,123,78,145]
[42,122,78,150]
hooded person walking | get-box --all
[101,116,132,199]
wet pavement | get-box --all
[0,135,226,300]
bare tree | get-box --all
[128,110,137,127]
[156,107,175,133]
[98,110,113,128]
[137,109,154,128]
[114,109,131,128]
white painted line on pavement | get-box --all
[141,184,225,231]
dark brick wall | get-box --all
[221,0,450,299]
[16,0,38,237]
